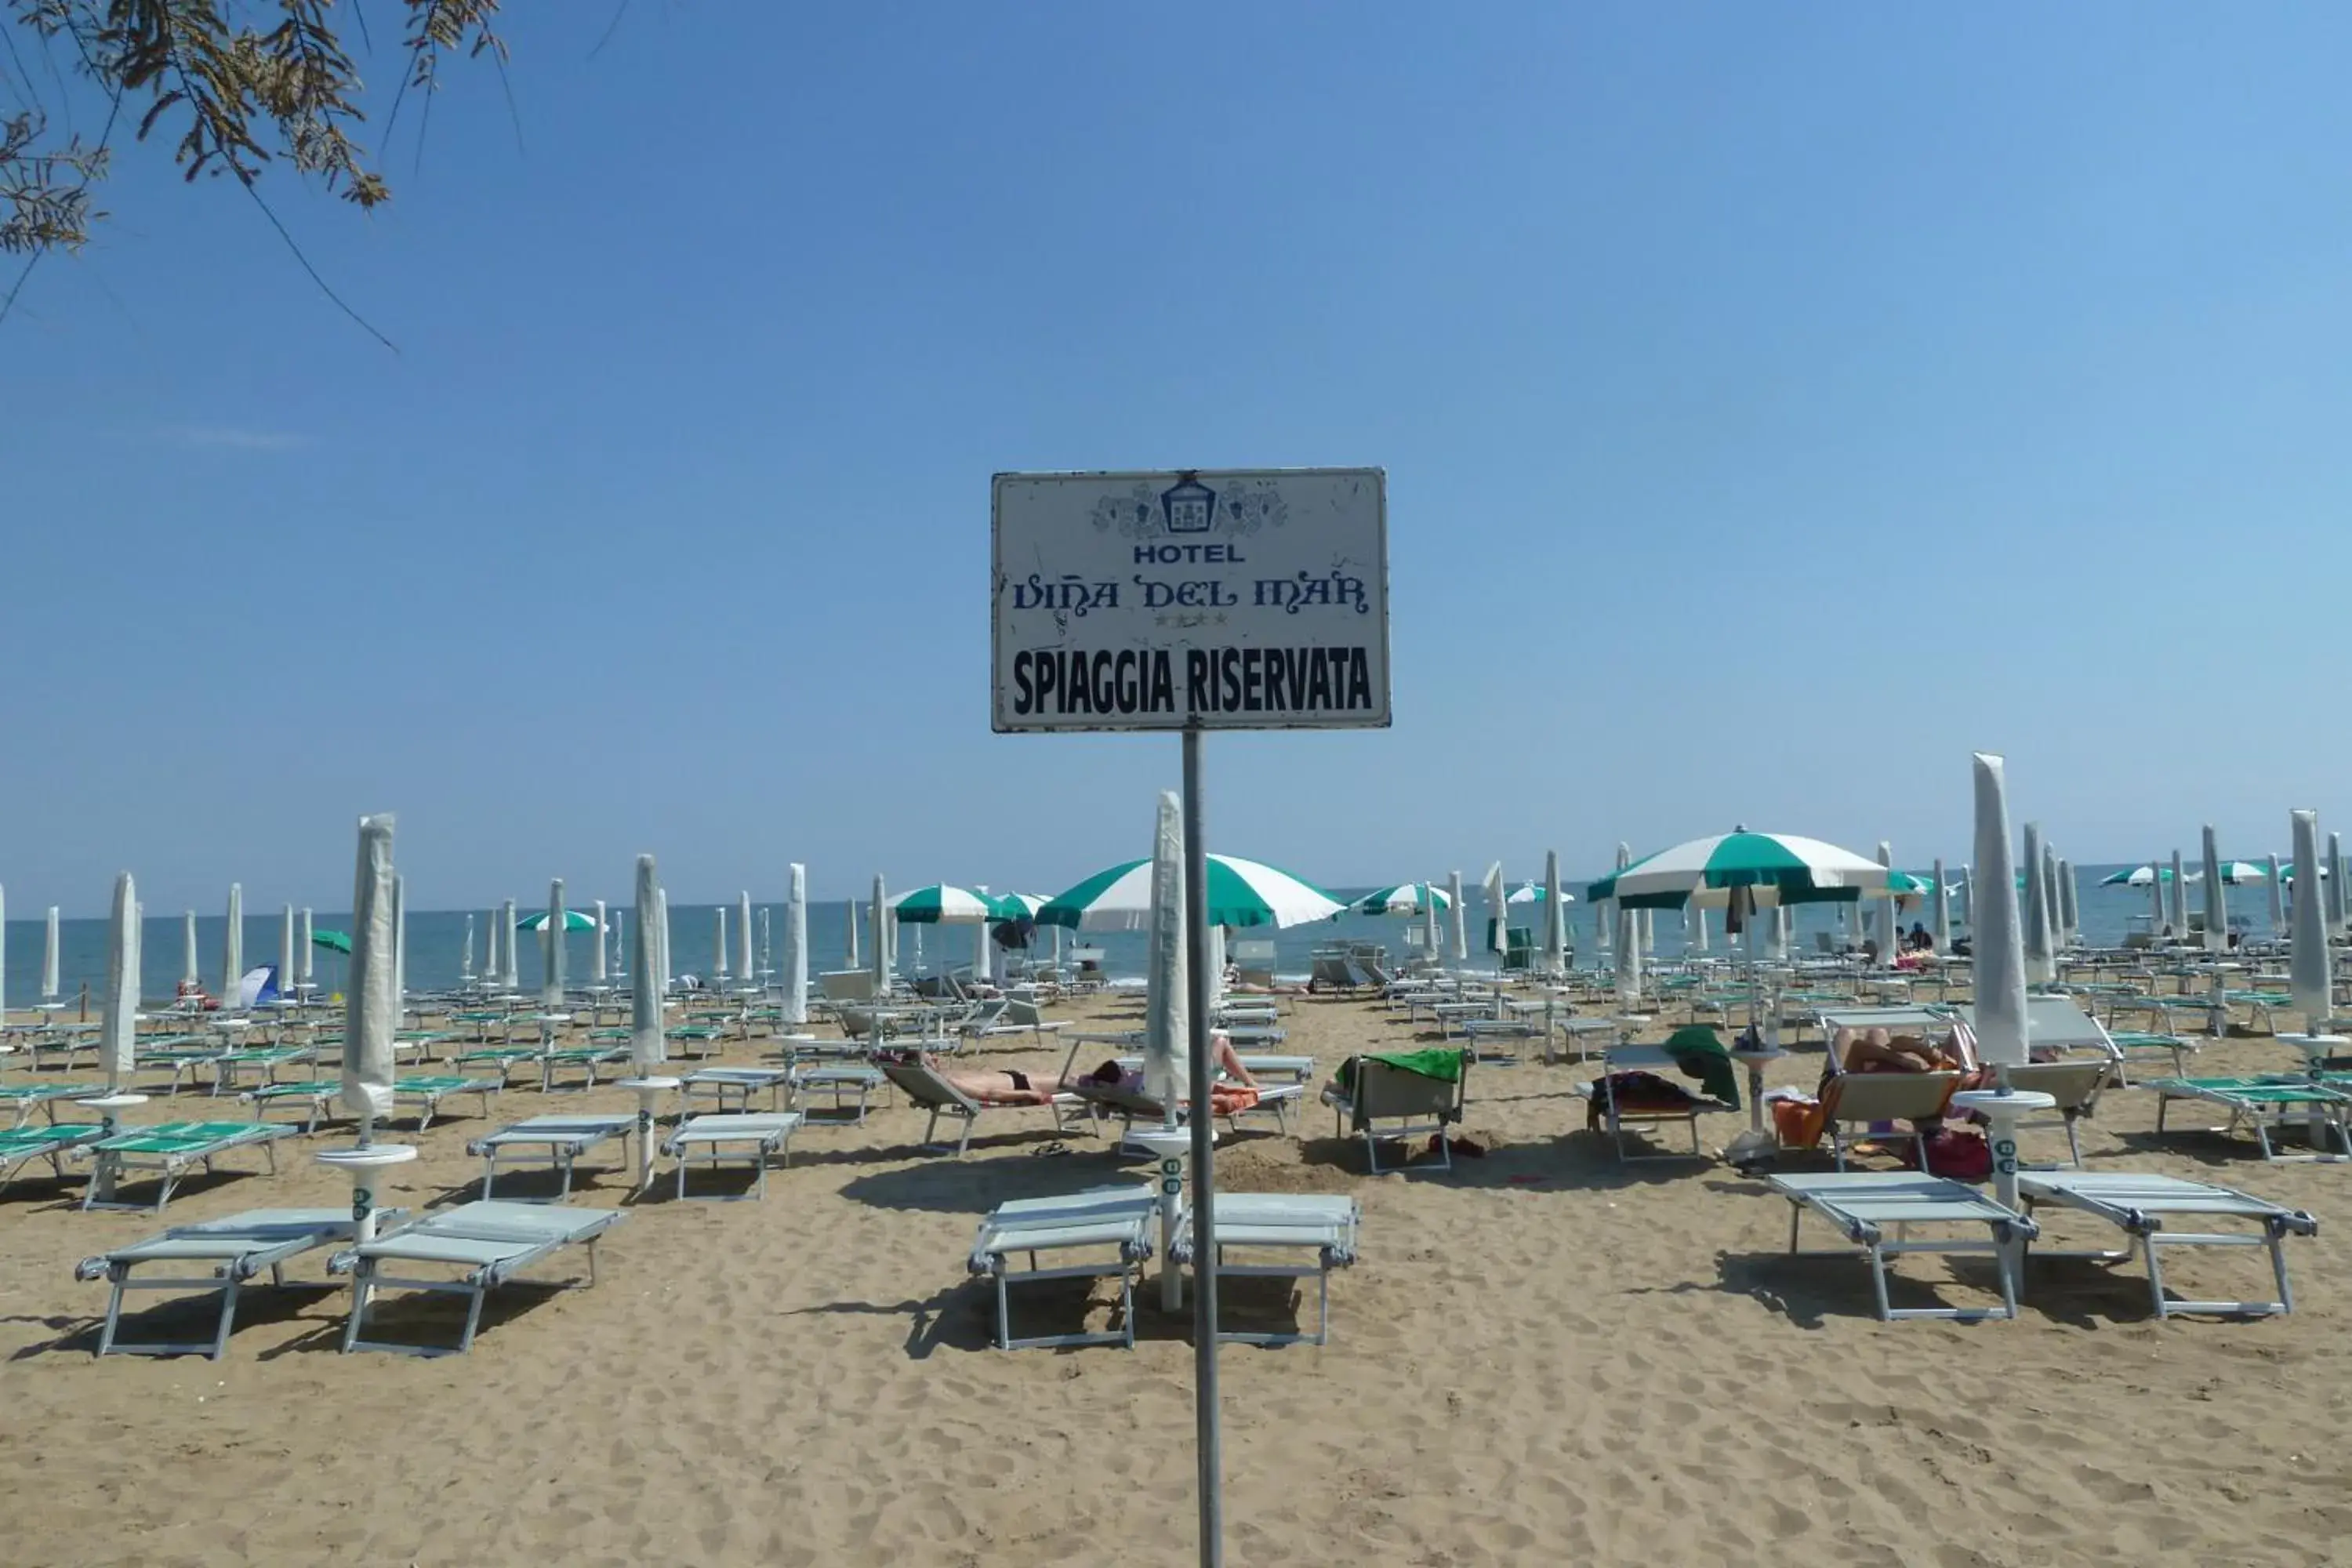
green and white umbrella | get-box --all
[1041,854,1345,931]
[517,908,598,932]
[1584,829,1889,909]
[2215,860,2269,885]
[988,891,1052,921]
[1359,882,1450,916]
[2100,865,2192,887]
[1504,882,1573,904]
[888,884,996,923]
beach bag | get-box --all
[1908,1127,1993,1181]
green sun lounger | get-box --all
[535,1045,629,1092]
[0,1082,103,1129]
[0,1123,109,1196]
[452,1044,541,1083]
[75,1207,408,1359]
[77,1121,296,1212]
[331,1200,625,1356]
[2147,1076,2352,1163]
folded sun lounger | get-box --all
[78,1121,296,1213]
[74,1206,407,1359]
[467,1114,640,1200]
[1170,1192,1360,1346]
[1768,1171,2040,1322]
[967,1187,1157,1350]
[331,1200,625,1356]
[2016,1171,2318,1319]
[661,1112,804,1200]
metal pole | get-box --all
[1181,724,1223,1568]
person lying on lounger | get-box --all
[1837,1025,1962,1076]
[927,1033,1261,1108]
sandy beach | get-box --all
[4,981,2351,1568]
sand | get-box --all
[4,983,2352,1567]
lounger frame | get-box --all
[332,1203,622,1356]
[967,1191,1156,1351]
[2019,1172,2318,1318]
[1770,1172,2039,1323]
[76,1207,404,1359]
[662,1112,803,1200]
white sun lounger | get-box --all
[1169,1193,1360,1346]
[662,1112,804,1200]
[74,1207,406,1359]
[331,1200,625,1356]
[1322,1051,1471,1173]
[880,1059,1082,1156]
[467,1114,640,1200]
[1769,1171,2040,1322]
[681,1065,796,1113]
[1087,1073,1308,1137]
[967,1187,1157,1350]
[2016,1171,2319,1319]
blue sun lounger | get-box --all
[1169,1193,1360,1346]
[1768,1171,2039,1323]
[967,1187,1158,1350]
[2016,1171,2318,1319]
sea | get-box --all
[0,867,2267,1007]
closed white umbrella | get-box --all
[500,899,519,989]
[1144,791,1187,1112]
[299,908,314,991]
[343,818,398,1127]
[2021,823,2053,985]
[1613,844,1642,1003]
[2291,811,2332,1032]
[1687,902,1709,953]
[392,875,407,1021]
[611,908,626,978]
[1542,851,1565,972]
[2057,858,2079,948]
[2147,857,2166,934]
[543,879,567,1006]
[176,909,197,992]
[975,894,994,989]
[759,907,771,978]
[1955,868,1972,930]
[2267,855,2287,936]
[871,876,888,989]
[2201,826,2228,954]
[1874,842,1896,960]
[1932,858,1951,952]
[41,906,60,1003]
[1970,756,2029,1080]
[2332,833,2349,939]
[100,873,139,1094]
[0,884,5,1021]
[739,891,756,990]
[592,900,608,982]
[1447,870,1468,962]
[632,855,666,1071]
[279,906,295,1002]
[1421,882,1440,963]
[461,913,477,983]
[782,863,810,1025]
[656,888,671,993]
[221,883,243,1007]
[1483,863,1506,971]
[2042,843,2061,952]
[713,906,730,982]
[845,898,860,968]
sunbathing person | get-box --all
[1837,1026,1961,1075]
[927,1033,1262,1109]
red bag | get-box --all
[1909,1128,1992,1181]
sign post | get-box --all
[993,469,1388,1568]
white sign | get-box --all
[992,467,1389,732]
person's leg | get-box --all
[1212,1034,1258,1087]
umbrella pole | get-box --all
[1181,724,1225,1568]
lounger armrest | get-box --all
[72,1256,108,1283]
[326,1247,359,1276]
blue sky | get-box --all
[7,2,2350,914]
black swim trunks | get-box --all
[1008,1070,1032,1093]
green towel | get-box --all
[1337,1047,1466,1095]
[1662,1026,1741,1111]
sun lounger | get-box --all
[967,1187,1157,1350]
[788,1062,886,1123]
[662,1112,804,1200]
[135,1040,229,1095]
[331,1200,625,1356]
[452,1044,543,1083]
[681,1065,796,1113]
[1768,1171,2040,1322]
[74,1207,407,1359]
[78,1121,296,1213]
[0,1082,103,1128]
[535,1044,630,1092]
[2016,1171,2318,1319]
[395,1074,503,1131]
[1577,1042,1733,1162]
[467,1114,641,1200]
[2147,1077,2352,1163]
[1323,1050,1469,1173]
[207,1044,316,1094]
[1169,1193,1359,1346]
[1077,1080,1306,1139]
[878,1059,1080,1156]
[0,1123,108,1196]
[2107,1030,2196,1079]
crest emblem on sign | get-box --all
[1161,477,1217,534]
